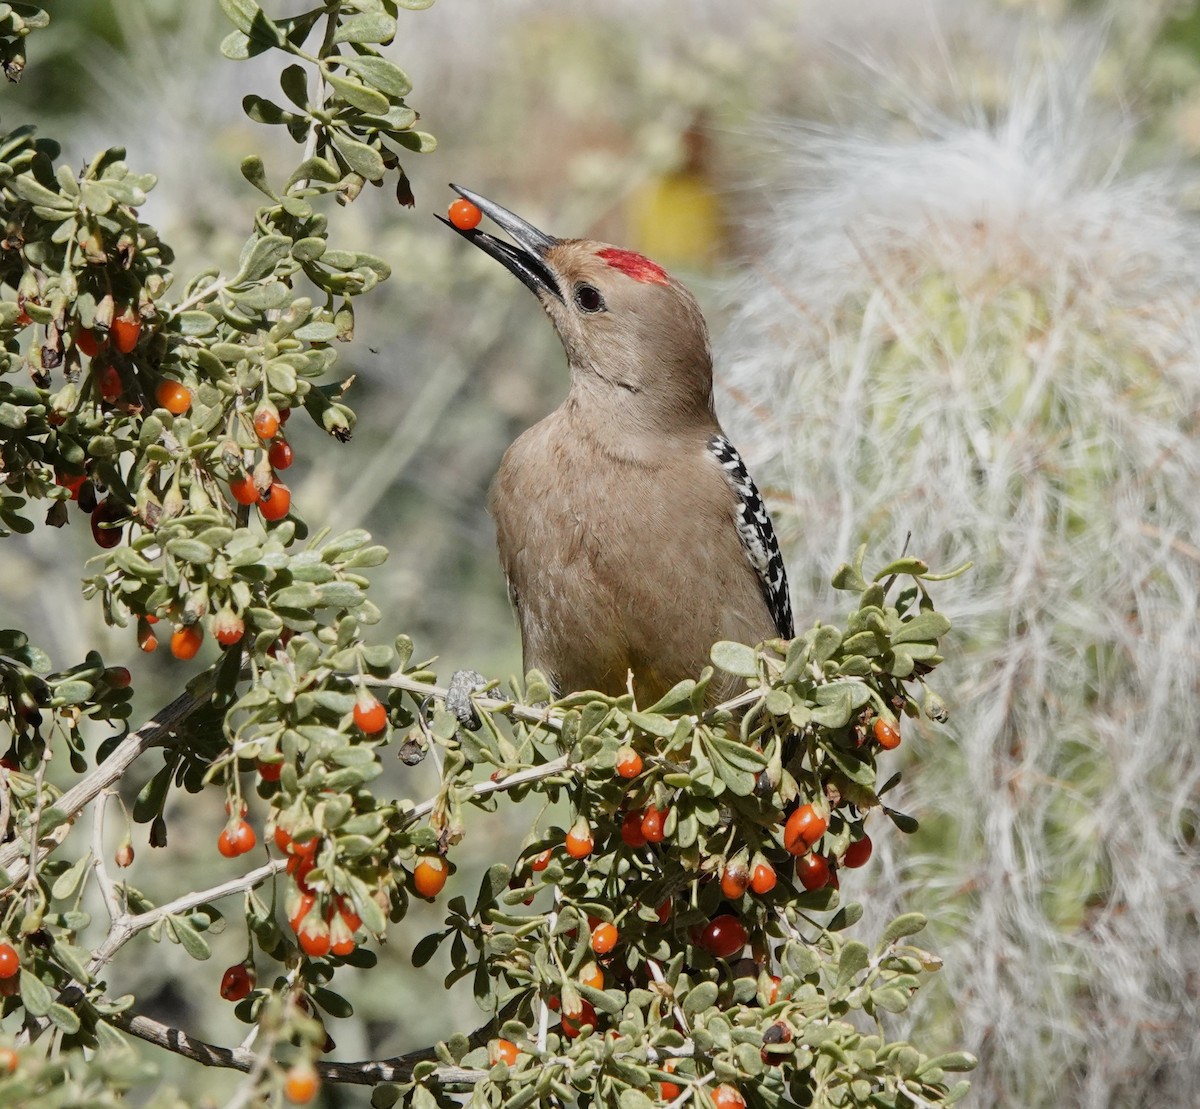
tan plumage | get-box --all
[445,189,791,706]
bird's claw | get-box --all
[446,669,486,731]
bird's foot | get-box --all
[446,669,487,731]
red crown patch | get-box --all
[597,247,670,286]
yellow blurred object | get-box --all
[628,122,724,271]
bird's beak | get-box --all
[440,185,563,302]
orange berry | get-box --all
[767,974,782,1004]
[0,943,19,979]
[170,625,204,660]
[412,856,449,898]
[353,694,388,734]
[213,608,244,646]
[329,913,356,957]
[843,834,873,869]
[659,1059,680,1100]
[229,472,259,506]
[220,963,254,1001]
[137,621,158,653]
[615,746,642,778]
[750,861,777,895]
[288,890,316,934]
[217,819,256,858]
[448,198,482,230]
[283,1061,320,1104]
[268,438,294,470]
[720,858,750,900]
[259,481,291,521]
[336,895,362,932]
[579,960,604,990]
[253,405,280,440]
[111,312,142,354]
[115,842,135,868]
[713,1083,745,1109]
[530,848,552,872]
[154,379,190,414]
[795,852,832,891]
[640,804,668,844]
[297,917,331,958]
[590,921,618,954]
[560,999,596,1039]
[873,716,901,749]
[0,1046,16,1074]
[565,819,593,859]
[491,1038,519,1067]
[783,804,827,855]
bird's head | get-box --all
[442,185,714,430]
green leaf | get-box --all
[219,0,285,48]
[473,863,511,917]
[392,129,437,154]
[338,54,412,97]
[234,233,291,283]
[626,710,675,737]
[835,940,869,991]
[272,583,322,608]
[871,987,910,1014]
[332,12,397,44]
[710,640,758,678]
[9,172,72,210]
[18,969,53,1016]
[170,916,212,961]
[920,1052,978,1074]
[619,1090,656,1109]
[44,1002,81,1033]
[881,912,927,946]
[133,761,173,823]
[682,981,719,1015]
[885,806,919,834]
[873,556,929,580]
[330,132,385,180]
[177,310,219,336]
[239,154,275,198]
[50,852,91,901]
[325,70,390,114]
[892,610,951,645]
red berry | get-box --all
[258,481,291,521]
[353,694,388,734]
[0,1045,16,1074]
[412,856,449,898]
[111,312,142,354]
[448,198,482,230]
[640,804,668,844]
[590,922,618,954]
[97,364,122,402]
[56,471,86,500]
[530,849,552,872]
[560,999,597,1039]
[217,819,256,858]
[106,666,132,688]
[115,842,134,868]
[90,498,126,548]
[74,328,101,358]
[229,472,259,506]
[750,861,777,895]
[155,379,190,414]
[220,963,254,1001]
[783,804,827,855]
[620,808,647,848]
[697,914,747,959]
[615,746,642,778]
[253,405,279,440]
[659,1059,680,1100]
[336,895,362,933]
[843,834,873,869]
[170,625,204,660]
[795,852,832,891]
[0,943,19,979]
[257,758,283,782]
[288,890,316,934]
[655,899,672,925]
[874,716,901,749]
[268,438,294,470]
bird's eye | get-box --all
[574,284,605,313]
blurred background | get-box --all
[3,0,1200,1105]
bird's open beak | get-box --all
[440,185,563,302]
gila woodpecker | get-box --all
[443,186,793,707]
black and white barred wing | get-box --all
[708,434,794,640]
